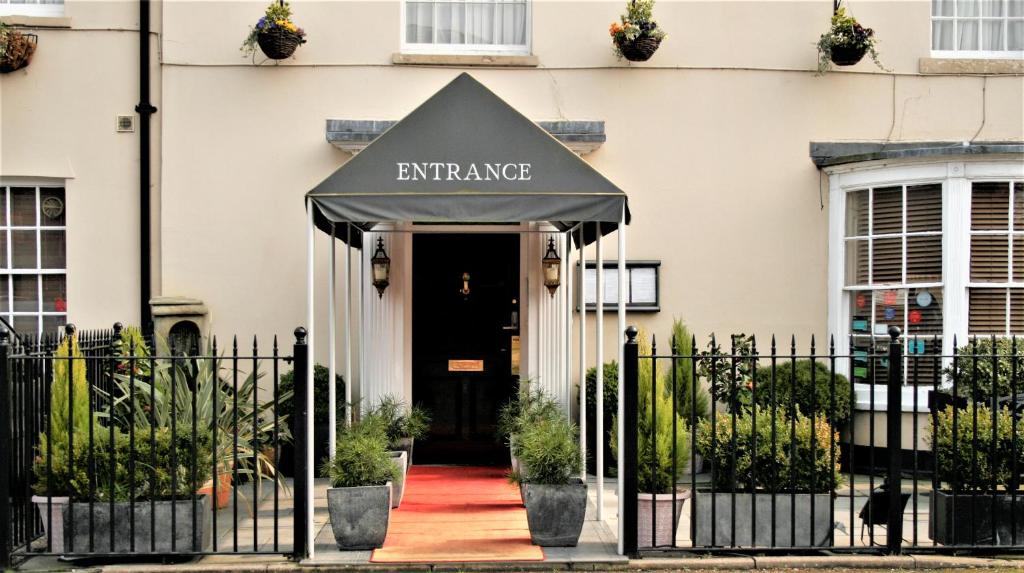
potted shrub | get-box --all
[360,410,408,509]
[609,0,666,62]
[322,419,398,550]
[369,394,431,470]
[669,320,711,474]
[816,2,884,73]
[509,415,586,547]
[695,407,842,547]
[241,1,307,61]
[0,23,37,74]
[612,331,691,548]
[499,382,561,486]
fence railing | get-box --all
[0,324,310,566]
[621,326,1024,556]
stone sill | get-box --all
[919,57,1023,75]
[0,15,71,28]
[392,52,539,67]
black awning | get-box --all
[307,73,629,247]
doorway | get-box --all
[412,233,520,465]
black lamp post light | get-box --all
[371,237,391,298]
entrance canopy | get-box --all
[306,73,630,246]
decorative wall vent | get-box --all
[116,114,136,133]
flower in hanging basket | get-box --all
[0,23,38,74]
[816,2,885,73]
[609,0,666,62]
[241,1,307,61]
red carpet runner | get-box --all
[369,465,545,563]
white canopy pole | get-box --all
[578,225,587,483]
[564,231,572,419]
[305,201,316,559]
[328,224,337,459]
[595,229,604,522]
[359,234,366,417]
[345,224,353,426]
[616,208,627,555]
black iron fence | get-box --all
[0,324,311,566]
[622,326,1024,556]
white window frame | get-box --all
[966,180,1024,335]
[930,0,1024,59]
[827,159,1024,410]
[0,0,64,18]
[399,0,532,55]
[0,181,68,337]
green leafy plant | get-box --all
[753,360,852,427]
[322,418,399,488]
[612,331,690,494]
[696,407,843,493]
[499,381,563,455]
[697,333,756,411]
[669,319,710,423]
[508,416,582,486]
[816,3,885,73]
[943,337,1024,401]
[368,394,432,445]
[241,1,306,58]
[930,404,1024,492]
[279,364,345,427]
[608,0,667,58]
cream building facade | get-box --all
[1,0,1022,448]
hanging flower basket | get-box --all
[256,27,303,60]
[828,44,867,66]
[615,34,662,62]
[0,29,37,74]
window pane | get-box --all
[971,234,1009,280]
[935,0,955,16]
[0,277,7,313]
[12,275,37,312]
[40,230,65,269]
[41,275,65,312]
[13,315,38,336]
[983,19,1005,49]
[959,0,980,17]
[846,239,869,285]
[908,288,943,334]
[972,181,1010,230]
[406,2,433,43]
[0,232,6,269]
[906,184,942,232]
[39,188,65,227]
[10,230,35,269]
[630,267,657,304]
[1015,235,1024,281]
[872,237,902,283]
[874,288,905,333]
[872,187,903,234]
[846,189,869,236]
[982,0,1004,16]
[42,314,66,336]
[0,188,6,227]
[959,19,980,49]
[603,268,619,304]
[1011,0,1024,17]
[907,235,943,282]
[1011,289,1024,333]
[1010,20,1024,49]
[934,19,956,49]
[969,288,1007,334]
[9,187,35,227]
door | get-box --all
[412,233,520,465]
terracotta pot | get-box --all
[196,472,232,509]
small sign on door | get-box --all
[448,359,484,372]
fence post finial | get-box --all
[888,325,901,341]
[625,325,638,343]
[294,326,308,344]
[64,323,76,338]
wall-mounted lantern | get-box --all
[371,237,391,298]
[542,237,561,297]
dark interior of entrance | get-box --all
[412,233,519,465]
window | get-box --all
[845,184,944,384]
[931,0,1024,57]
[968,181,1024,335]
[0,185,67,336]
[0,0,64,17]
[580,261,659,312]
[403,0,530,54]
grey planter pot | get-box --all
[326,483,392,550]
[638,491,688,548]
[388,451,408,508]
[932,490,1024,546]
[522,479,587,546]
[393,437,414,470]
[694,490,833,547]
[63,496,212,553]
[31,495,68,553]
